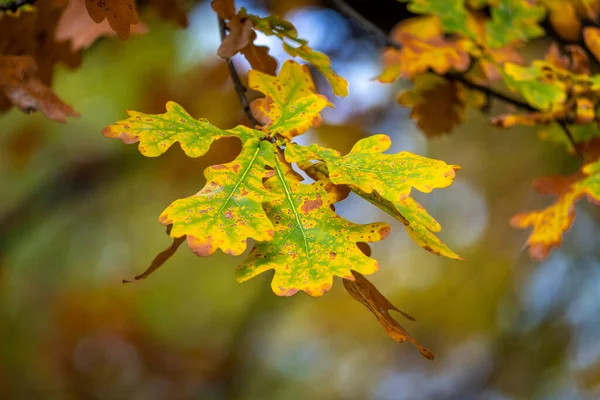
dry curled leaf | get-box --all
[123,225,186,283]
[0,55,79,122]
[343,270,434,359]
[56,0,148,51]
[85,0,139,40]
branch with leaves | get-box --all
[335,0,600,260]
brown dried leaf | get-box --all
[0,0,81,84]
[123,225,186,283]
[85,0,139,40]
[0,55,79,122]
[343,270,434,360]
[56,0,148,51]
[241,31,277,75]
[397,74,465,138]
[217,17,253,58]
[211,0,236,20]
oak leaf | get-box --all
[398,0,473,38]
[378,16,470,82]
[217,17,254,59]
[236,157,390,297]
[85,0,139,40]
[102,101,262,157]
[501,62,566,111]
[301,161,461,260]
[283,43,348,97]
[485,0,546,48]
[0,0,81,114]
[0,55,79,122]
[240,32,277,75]
[343,270,434,359]
[285,134,458,203]
[56,0,148,51]
[244,10,348,96]
[160,139,279,257]
[397,74,466,137]
[512,159,600,260]
[249,60,330,138]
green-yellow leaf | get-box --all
[243,10,348,97]
[283,43,348,97]
[501,62,566,111]
[102,101,261,157]
[159,139,279,256]
[485,0,546,48]
[285,135,458,203]
[243,11,304,43]
[236,157,390,297]
[396,197,463,260]
[398,0,473,38]
[249,60,331,139]
[301,162,461,260]
[537,123,600,154]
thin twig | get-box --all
[557,120,583,160]
[330,0,401,49]
[218,17,261,128]
[0,0,36,12]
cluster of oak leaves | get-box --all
[2,0,600,359]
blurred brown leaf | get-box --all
[56,0,148,51]
[0,55,79,122]
[85,0,139,40]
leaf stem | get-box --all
[557,120,583,161]
[217,17,262,128]
[0,0,36,12]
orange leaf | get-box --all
[547,1,582,42]
[343,270,434,360]
[378,16,469,82]
[0,55,79,122]
[85,0,139,40]
[584,27,600,63]
[511,160,600,260]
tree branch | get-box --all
[217,17,261,128]
[330,0,401,49]
[330,0,537,112]
[0,0,36,12]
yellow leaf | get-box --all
[283,43,348,97]
[584,27,600,63]
[378,17,470,82]
[249,60,331,139]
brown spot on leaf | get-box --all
[300,197,323,214]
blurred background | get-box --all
[1,0,600,399]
